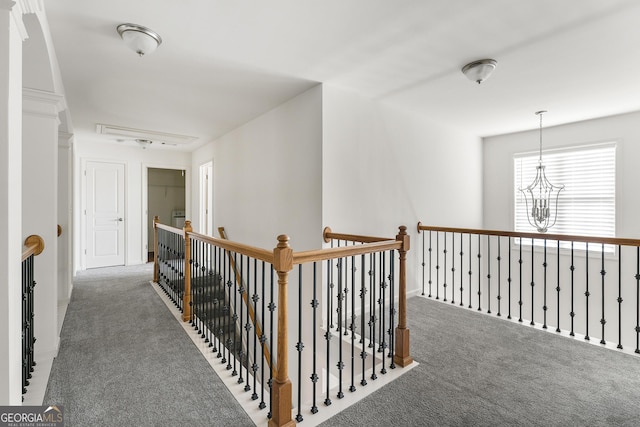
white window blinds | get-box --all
[514,142,616,238]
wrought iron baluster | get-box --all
[600,243,607,345]
[389,249,396,369]
[349,253,356,392]
[243,256,251,389]
[232,253,239,375]
[451,234,455,305]
[380,251,387,375]
[344,248,350,336]
[370,253,377,380]
[543,240,548,329]
[259,261,267,410]
[468,235,472,309]
[421,230,426,296]
[336,257,344,399]
[617,245,623,350]
[268,266,275,419]
[635,247,640,354]
[487,235,491,314]
[570,242,575,337]
[324,258,332,407]
[477,234,482,311]
[585,242,590,341]
[251,258,259,400]
[436,232,440,300]
[518,238,523,322]
[556,240,561,333]
[360,254,368,387]
[508,237,512,320]
[443,232,447,302]
[497,237,502,317]
[460,233,464,307]
[310,262,319,414]
[295,264,304,422]
[428,231,432,297]
[530,238,535,326]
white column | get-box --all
[22,88,64,364]
[0,0,26,405]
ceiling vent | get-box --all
[96,123,197,146]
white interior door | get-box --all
[86,161,125,268]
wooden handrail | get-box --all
[417,222,640,247]
[218,227,277,378]
[156,222,186,236]
[294,240,402,265]
[22,235,44,261]
[323,226,392,244]
[190,230,274,264]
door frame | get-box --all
[80,158,127,270]
[142,162,190,263]
[199,160,213,236]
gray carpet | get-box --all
[320,296,640,427]
[43,263,254,427]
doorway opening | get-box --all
[147,168,186,262]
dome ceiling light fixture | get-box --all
[136,138,153,149]
[461,59,497,84]
[116,23,162,57]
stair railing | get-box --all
[21,234,44,399]
[418,222,640,354]
[153,219,412,426]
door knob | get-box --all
[117,218,123,222]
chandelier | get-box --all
[518,111,564,233]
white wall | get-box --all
[23,89,64,363]
[322,85,484,294]
[483,110,640,238]
[74,139,191,269]
[192,85,323,252]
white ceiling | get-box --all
[43,0,640,151]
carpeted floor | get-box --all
[320,296,640,427]
[43,263,254,427]
[44,264,640,426]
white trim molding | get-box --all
[23,87,65,120]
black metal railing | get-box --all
[153,218,412,426]
[156,226,186,311]
[21,235,44,399]
[418,223,640,353]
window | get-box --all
[514,142,616,241]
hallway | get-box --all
[43,264,253,426]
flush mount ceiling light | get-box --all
[136,138,153,149]
[116,23,162,56]
[461,59,497,84]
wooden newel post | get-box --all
[269,235,295,427]
[394,225,413,367]
[182,220,192,322]
[153,216,159,283]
